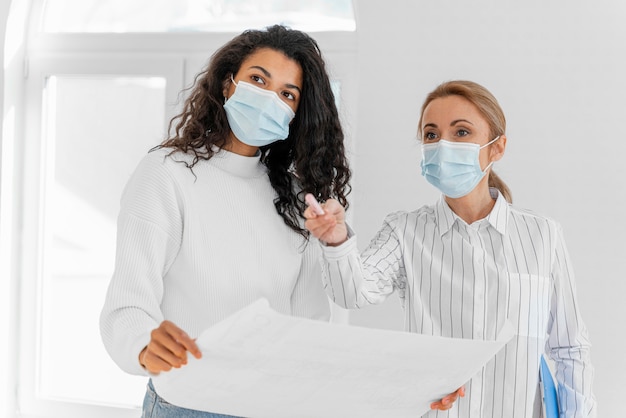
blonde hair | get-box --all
[417,80,512,203]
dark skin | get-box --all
[222,47,303,157]
[139,320,201,373]
[138,48,304,375]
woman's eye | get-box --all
[424,132,438,141]
[250,75,265,85]
[282,91,296,101]
[456,129,470,137]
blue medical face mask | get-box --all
[420,136,500,198]
[223,76,296,147]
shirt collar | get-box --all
[485,188,510,235]
[435,188,510,236]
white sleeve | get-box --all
[289,238,331,321]
[319,212,407,309]
[545,222,596,417]
[99,152,183,376]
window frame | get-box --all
[19,53,186,418]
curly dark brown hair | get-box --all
[160,24,351,237]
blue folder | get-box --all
[540,356,559,418]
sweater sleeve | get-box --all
[319,212,406,309]
[545,222,596,417]
[289,238,331,321]
[99,151,183,376]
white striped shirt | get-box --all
[321,189,596,418]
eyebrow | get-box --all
[422,119,474,131]
[248,65,302,94]
[450,119,473,126]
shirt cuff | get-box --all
[319,225,358,260]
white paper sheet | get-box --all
[153,299,514,418]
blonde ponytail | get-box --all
[488,170,512,203]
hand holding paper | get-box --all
[153,299,514,418]
[140,320,202,374]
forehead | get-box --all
[422,95,485,125]
[238,47,303,86]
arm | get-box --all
[306,199,462,410]
[99,152,194,375]
[545,223,596,417]
[289,237,331,321]
[304,199,406,309]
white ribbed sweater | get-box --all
[100,147,330,380]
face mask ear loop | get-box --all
[225,74,238,104]
[480,135,501,149]
[481,136,501,172]
[480,135,501,171]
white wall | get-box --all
[3,0,623,416]
[349,0,625,415]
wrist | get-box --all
[139,347,148,369]
[326,236,348,247]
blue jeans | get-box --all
[142,380,242,418]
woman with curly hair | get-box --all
[100,24,350,417]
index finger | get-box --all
[162,321,202,359]
[303,205,318,219]
[305,193,325,215]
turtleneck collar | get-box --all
[208,146,266,179]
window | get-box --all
[39,75,167,406]
[18,56,185,416]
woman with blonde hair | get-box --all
[304,80,596,417]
